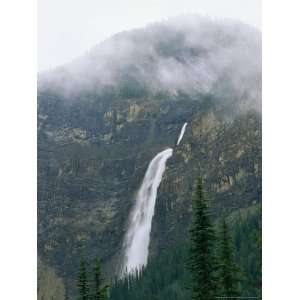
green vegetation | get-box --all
[93,258,109,300]
[216,217,241,298]
[230,206,262,297]
[77,258,89,300]
[37,17,261,300]
[38,88,261,298]
[64,287,69,300]
[188,178,218,299]
[76,257,109,300]
[109,181,261,300]
[110,246,190,300]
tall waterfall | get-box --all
[176,122,188,145]
[121,148,173,275]
[121,123,188,275]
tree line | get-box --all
[74,257,109,300]
[188,177,241,299]
[73,177,260,300]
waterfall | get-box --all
[176,122,188,145]
[120,123,187,275]
[121,148,173,275]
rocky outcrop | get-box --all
[38,94,261,297]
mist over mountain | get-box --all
[39,15,261,111]
[37,15,261,300]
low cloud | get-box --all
[38,15,261,112]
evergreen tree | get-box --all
[188,177,218,300]
[109,205,261,300]
[92,258,109,300]
[217,217,241,298]
[253,207,262,294]
[64,285,69,300]
[77,257,89,300]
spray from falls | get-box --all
[176,122,188,145]
[121,123,188,275]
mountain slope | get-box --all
[37,15,261,299]
[110,204,261,300]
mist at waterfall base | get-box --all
[121,123,187,276]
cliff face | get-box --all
[150,109,261,258]
[37,16,261,298]
[37,96,261,292]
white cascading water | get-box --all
[121,123,188,275]
[176,122,188,145]
[121,148,173,275]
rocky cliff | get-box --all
[37,16,261,299]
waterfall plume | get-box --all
[121,148,173,275]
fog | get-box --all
[38,15,261,111]
[38,0,261,71]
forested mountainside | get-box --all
[110,205,261,300]
[37,16,261,299]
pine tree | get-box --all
[217,217,241,298]
[64,286,69,300]
[188,177,218,300]
[92,258,109,300]
[77,257,89,300]
[253,207,262,294]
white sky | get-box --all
[38,0,261,72]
